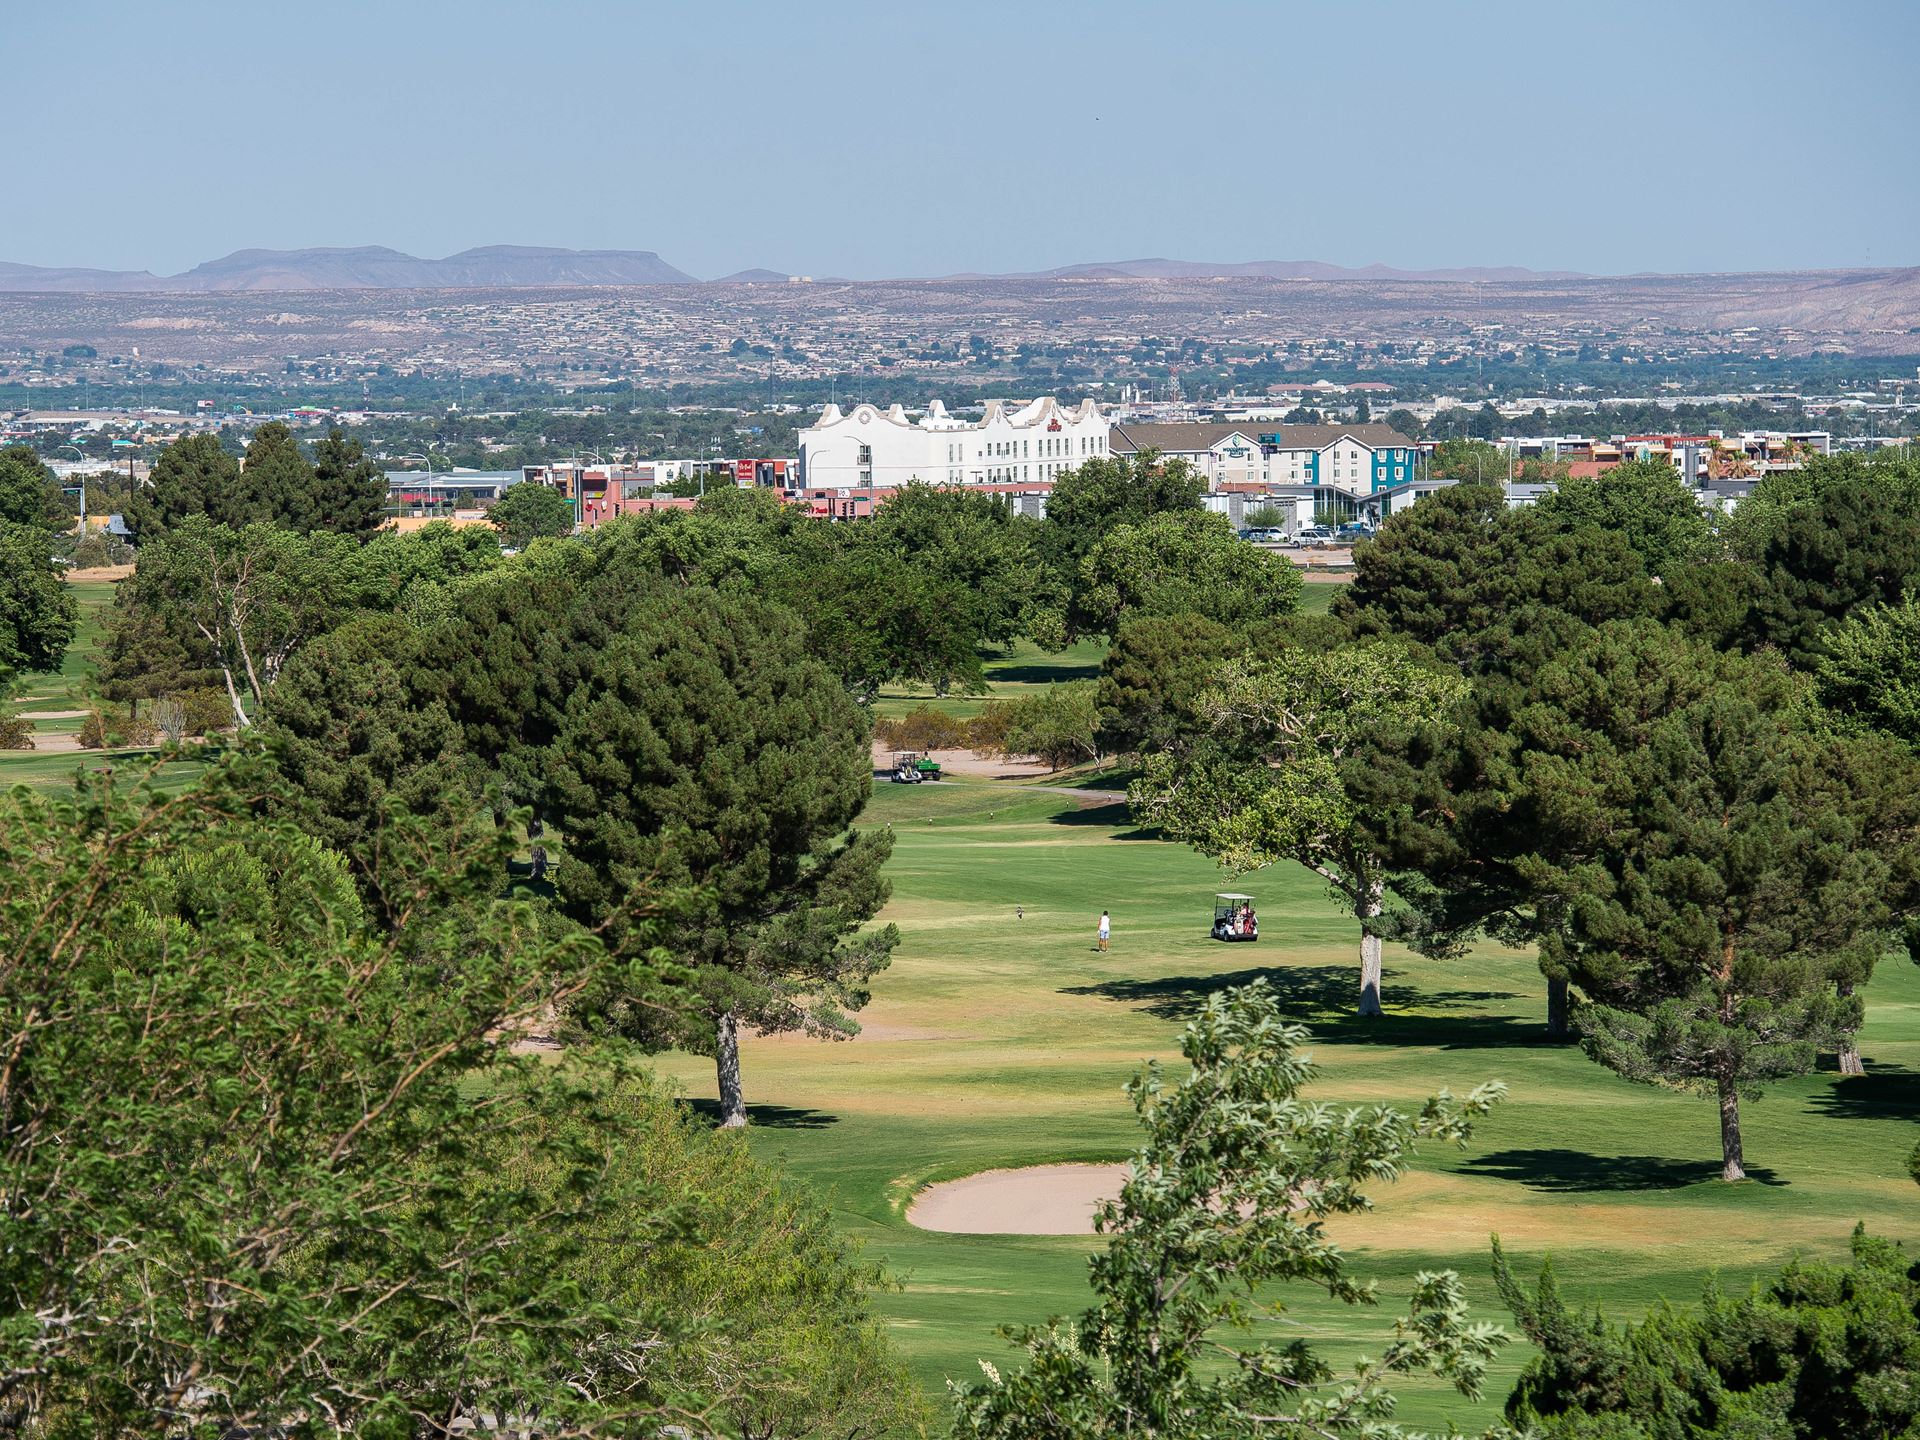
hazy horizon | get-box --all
[13,0,1918,280]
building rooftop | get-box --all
[1110,421,1414,453]
[804,396,1102,435]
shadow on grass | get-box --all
[1463,1147,1787,1191]
[1048,801,1159,836]
[683,1100,840,1130]
[1806,1068,1920,1122]
[987,662,1103,685]
[1061,964,1550,1048]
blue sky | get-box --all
[11,0,1917,279]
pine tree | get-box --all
[124,433,247,542]
[1500,620,1920,1179]
[236,422,319,529]
[545,582,897,1126]
[307,427,390,538]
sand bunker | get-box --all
[908,1163,1128,1234]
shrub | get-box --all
[0,707,32,750]
[873,704,969,751]
[66,533,113,568]
[178,687,237,736]
[977,683,1101,770]
[150,696,187,744]
[966,699,1017,756]
[77,705,156,750]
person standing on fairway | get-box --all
[1096,910,1111,952]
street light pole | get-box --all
[56,445,87,534]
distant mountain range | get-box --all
[957,257,1590,283]
[0,246,697,293]
[0,245,1619,294]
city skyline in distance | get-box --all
[8,0,1918,282]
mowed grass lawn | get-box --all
[1,578,211,794]
[650,773,1920,1431]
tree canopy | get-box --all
[0,445,68,531]
[124,433,248,542]
[127,424,391,541]
[1531,456,1718,578]
[1133,641,1465,1017]
[1073,509,1303,639]
[0,757,920,1434]
[1336,483,1659,673]
[1495,1224,1920,1439]
[0,521,79,689]
[1096,611,1240,756]
[1491,620,1920,1176]
[489,479,576,547]
[1040,449,1207,570]
[258,613,475,920]
[545,582,898,1126]
[1743,478,1920,668]
[955,981,1507,1439]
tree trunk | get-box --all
[1837,980,1864,1075]
[1717,1074,1745,1182]
[218,660,250,730]
[715,1011,747,1129]
[1356,881,1384,1019]
[1546,973,1569,1039]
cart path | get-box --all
[1023,784,1126,805]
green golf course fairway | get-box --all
[650,772,1920,1431]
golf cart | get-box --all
[1211,893,1259,942]
[890,751,943,784]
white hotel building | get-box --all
[797,397,1109,490]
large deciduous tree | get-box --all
[488,479,576,548]
[132,516,358,727]
[857,482,1046,651]
[0,445,68,531]
[546,583,898,1126]
[1073,509,1303,639]
[954,981,1507,1439]
[0,757,919,1435]
[1133,641,1465,1017]
[0,521,79,690]
[587,491,1013,700]
[1041,449,1207,571]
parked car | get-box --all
[1336,521,1376,541]
[1292,526,1337,548]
